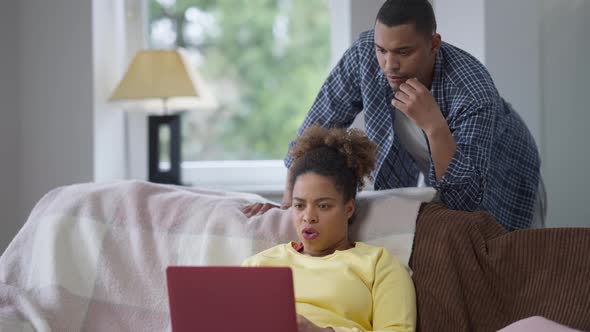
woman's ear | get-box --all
[345,199,356,220]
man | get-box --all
[244,0,542,231]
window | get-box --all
[145,0,331,192]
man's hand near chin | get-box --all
[392,78,456,181]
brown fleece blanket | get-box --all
[409,203,590,332]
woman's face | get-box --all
[291,172,355,256]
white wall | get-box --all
[0,0,128,252]
[541,0,590,227]
[18,0,95,229]
[0,2,20,253]
[434,0,486,63]
[484,0,542,146]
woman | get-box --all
[242,125,416,332]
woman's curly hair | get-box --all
[289,124,378,201]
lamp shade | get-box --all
[109,49,199,101]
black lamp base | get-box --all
[148,114,182,185]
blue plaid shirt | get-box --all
[285,30,540,231]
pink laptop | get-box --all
[166,266,298,332]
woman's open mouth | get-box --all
[302,227,319,240]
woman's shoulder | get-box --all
[353,242,403,265]
[242,243,293,266]
[353,242,388,255]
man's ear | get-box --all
[430,33,442,54]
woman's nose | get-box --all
[303,209,317,223]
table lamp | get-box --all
[109,49,202,185]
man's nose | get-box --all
[384,53,400,72]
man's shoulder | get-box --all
[353,29,376,51]
[358,29,375,41]
[439,41,485,68]
[439,42,499,103]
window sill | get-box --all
[181,160,287,197]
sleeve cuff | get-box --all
[430,147,485,210]
[431,148,480,189]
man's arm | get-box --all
[392,78,456,181]
[424,120,456,182]
[393,78,492,211]
[428,103,495,211]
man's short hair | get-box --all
[376,0,437,37]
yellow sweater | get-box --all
[242,242,416,332]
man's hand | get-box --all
[241,202,279,217]
[281,190,293,210]
[241,191,293,218]
[391,78,447,136]
[391,77,456,182]
[297,314,334,332]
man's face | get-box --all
[374,21,440,91]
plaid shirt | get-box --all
[285,30,540,231]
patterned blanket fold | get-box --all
[410,203,590,332]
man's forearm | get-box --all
[426,125,456,182]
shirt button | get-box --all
[388,134,393,141]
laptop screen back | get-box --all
[166,266,297,332]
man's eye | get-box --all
[376,47,386,54]
[294,204,304,209]
[319,204,329,209]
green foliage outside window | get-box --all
[148,0,330,160]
